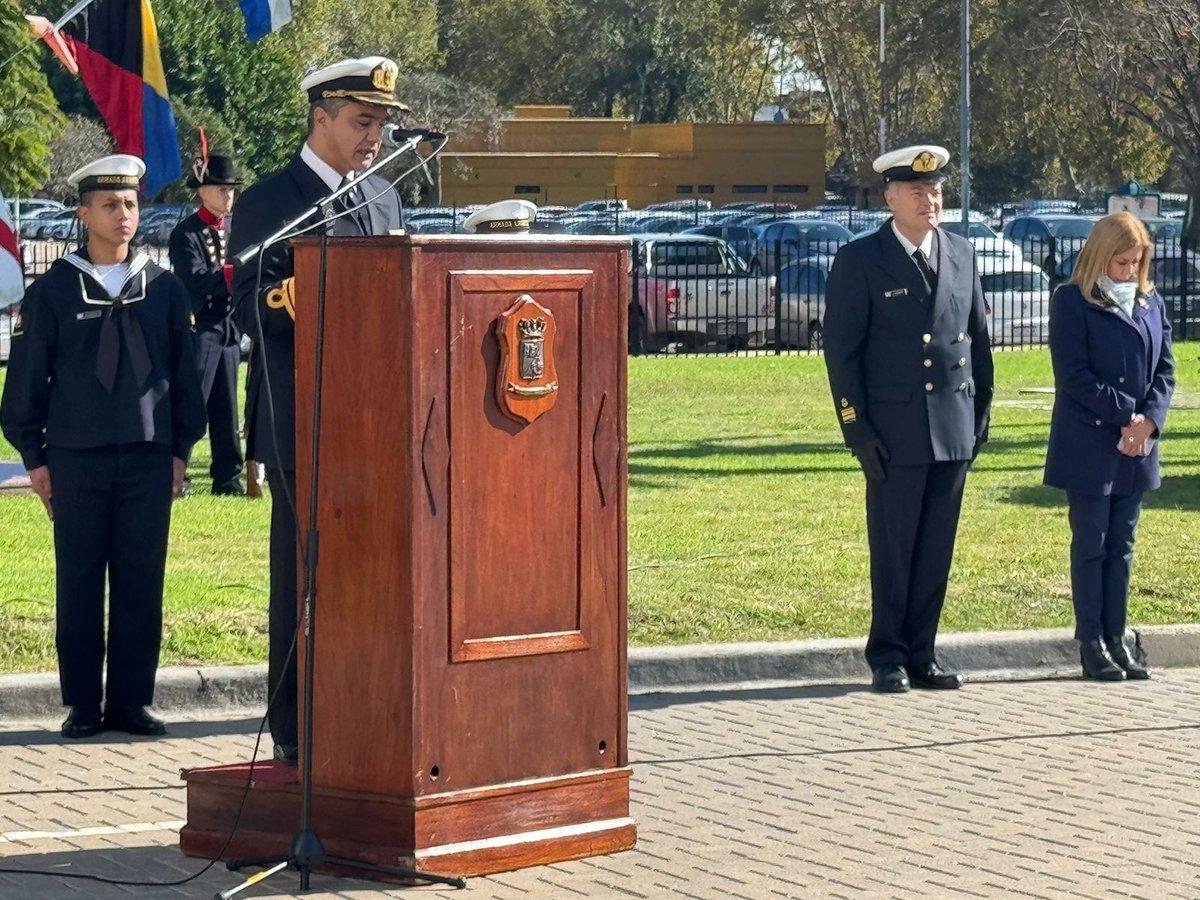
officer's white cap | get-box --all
[872,145,950,183]
[301,56,409,110]
[68,154,146,194]
[463,199,538,234]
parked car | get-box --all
[748,219,853,274]
[1,296,19,363]
[680,225,756,264]
[775,255,833,350]
[940,219,1023,265]
[629,234,776,352]
[979,260,1051,346]
[17,207,68,239]
[1001,214,1097,272]
[574,199,627,213]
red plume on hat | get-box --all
[191,126,210,186]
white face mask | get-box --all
[1098,274,1138,307]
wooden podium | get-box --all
[180,235,635,877]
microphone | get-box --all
[382,124,447,147]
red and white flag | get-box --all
[0,192,24,306]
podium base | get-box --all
[180,761,635,879]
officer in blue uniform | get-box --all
[229,56,407,764]
[169,153,245,495]
[823,145,994,694]
[0,154,206,738]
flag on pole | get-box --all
[0,194,23,306]
[53,0,182,197]
[238,0,292,41]
[25,15,79,74]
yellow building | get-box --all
[441,106,825,209]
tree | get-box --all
[43,114,114,200]
[0,2,65,195]
[393,71,502,204]
[1049,0,1200,245]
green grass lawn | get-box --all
[2,347,1199,672]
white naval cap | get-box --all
[873,144,950,183]
[68,154,145,195]
[463,199,538,234]
[301,55,409,110]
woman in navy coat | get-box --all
[1044,212,1174,681]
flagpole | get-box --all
[0,0,99,75]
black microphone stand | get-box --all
[218,144,465,898]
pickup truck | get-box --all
[629,234,776,353]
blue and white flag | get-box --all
[238,0,291,41]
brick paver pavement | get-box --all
[1,671,1198,899]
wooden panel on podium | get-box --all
[180,235,634,878]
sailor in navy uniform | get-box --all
[169,153,245,495]
[0,154,206,738]
[229,56,407,765]
[823,145,994,694]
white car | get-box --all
[979,260,1050,347]
[941,219,1024,266]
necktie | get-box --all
[337,176,366,233]
[912,249,938,297]
[96,295,153,394]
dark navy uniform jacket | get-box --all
[1044,283,1174,495]
[169,211,238,341]
[228,154,402,472]
[824,221,995,466]
[0,251,207,469]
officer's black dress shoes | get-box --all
[273,743,299,766]
[871,665,910,693]
[1104,634,1151,680]
[103,705,167,736]
[1080,638,1126,681]
[212,478,247,496]
[61,706,104,739]
[906,661,963,690]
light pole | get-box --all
[879,2,887,153]
[959,0,971,227]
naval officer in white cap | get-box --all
[822,144,994,694]
[227,56,409,765]
[0,154,206,738]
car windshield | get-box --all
[796,223,852,242]
[649,242,724,268]
[980,271,1049,293]
[942,221,997,239]
[1045,219,1095,239]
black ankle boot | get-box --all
[1105,634,1150,680]
[1080,639,1126,681]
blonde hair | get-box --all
[1069,211,1153,303]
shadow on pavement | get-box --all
[630,681,867,711]
[0,716,265,748]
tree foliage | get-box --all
[7,0,1195,220]
[0,0,65,195]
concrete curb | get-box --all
[1,625,1197,720]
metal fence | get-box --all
[628,233,1198,357]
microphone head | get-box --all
[381,124,445,147]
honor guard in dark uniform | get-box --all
[823,145,994,694]
[0,154,206,738]
[169,152,245,495]
[229,56,407,765]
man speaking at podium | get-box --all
[229,56,408,765]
